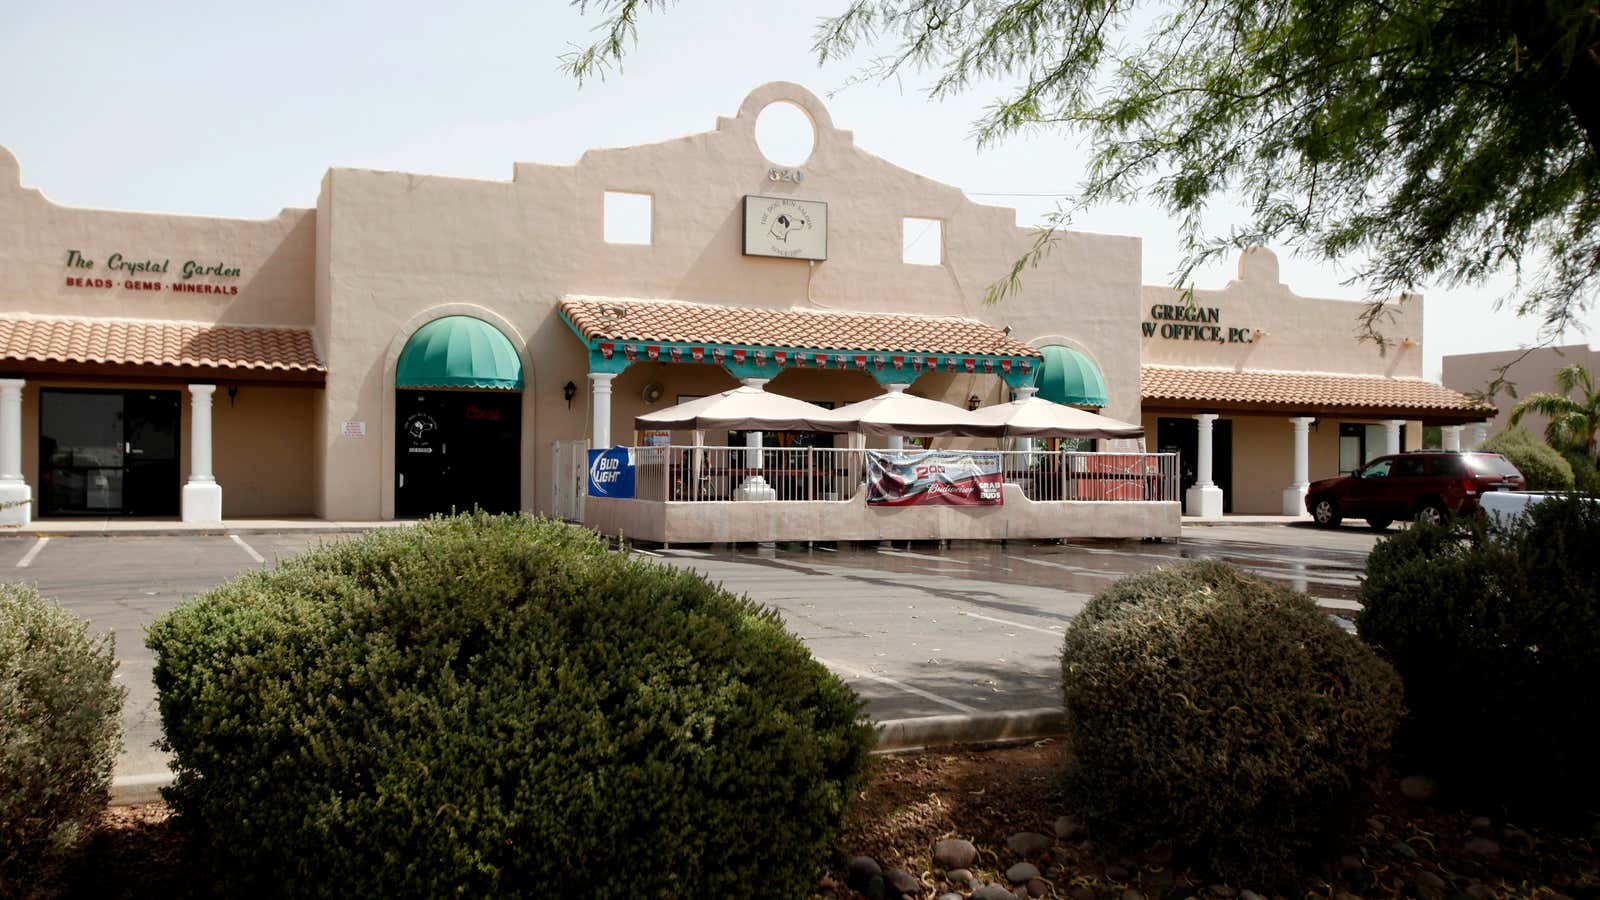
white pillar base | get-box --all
[1281,484,1309,517]
[734,476,776,502]
[181,481,223,523]
[0,482,31,526]
[1185,483,1224,518]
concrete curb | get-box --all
[111,772,172,806]
[872,707,1066,754]
[110,708,1071,806]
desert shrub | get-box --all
[1561,448,1600,494]
[0,583,124,895]
[1358,496,1600,817]
[1060,560,1403,883]
[1479,426,1575,491]
[148,513,871,899]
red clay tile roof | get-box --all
[0,316,324,376]
[1142,365,1494,417]
[560,296,1042,357]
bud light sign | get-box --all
[587,447,636,499]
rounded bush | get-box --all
[148,514,871,899]
[1061,560,1403,882]
[1561,448,1600,494]
[1479,426,1575,491]
[1,583,124,892]
[1358,497,1600,816]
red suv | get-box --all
[1306,451,1526,529]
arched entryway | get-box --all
[394,315,523,517]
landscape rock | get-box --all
[945,868,975,889]
[1209,886,1238,898]
[933,838,978,871]
[1106,864,1131,882]
[1027,878,1049,898]
[1464,838,1502,859]
[973,885,1019,900]
[1007,832,1053,858]
[1123,890,1148,900]
[1055,815,1086,841]
[1469,816,1493,833]
[848,856,884,891]
[865,874,887,900]
[886,867,923,897]
[936,894,964,900]
[1069,887,1097,900]
[1390,839,1419,860]
[1240,891,1266,900]
[1400,775,1440,802]
[1007,862,1042,884]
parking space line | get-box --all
[228,534,265,564]
[958,610,1066,636]
[16,536,47,568]
[815,656,978,713]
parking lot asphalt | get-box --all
[1,523,1381,778]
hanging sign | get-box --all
[866,450,1004,507]
[587,447,636,499]
[742,195,828,260]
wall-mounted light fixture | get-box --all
[563,381,578,409]
[1399,337,1417,349]
[226,386,238,407]
[1253,329,1270,340]
[967,395,981,411]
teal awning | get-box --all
[396,316,523,390]
[1036,345,1108,407]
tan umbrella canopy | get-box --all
[634,384,847,432]
[966,396,1144,439]
[817,388,1000,437]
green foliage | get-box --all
[1357,496,1600,816]
[1480,425,1576,491]
[568,0,1600,339]
[0,583,124,895]
[1564,448,1600,493]
[1511,364,1600,458]
[148,513,871,899]
[1060,560,1403,883]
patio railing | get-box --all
[629,447,1179,503]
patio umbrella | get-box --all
[965,396,1144,439]
[820,388,1000,437]
[634,384,847,432]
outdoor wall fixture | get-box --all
[1400,337,1417,348]
[967,395,981,411]
[563,381,577,409]
[1253,329,1270,340]
[226,386,238,407]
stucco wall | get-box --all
[1141,248,1424,378]
[1442,343,1600,440]
[314,82,1144,520]
[0,145,315,328]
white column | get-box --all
[1184,413,1224,518]
[1281,416,1316,516]
[1469,422,1488,448]
[1385,419,1404,456]
[181,384,222,523]
[884,382,909,451]
[589,372,615,449]
[0,379,31,526]
[1442,425,1462,451]
[1015,386,1039,460]
[734,378,776,500]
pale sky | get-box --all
[4,0,1595,382]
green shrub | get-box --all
[1357,496,1600,817]
[148,513,871,899]
[1562,448,1600,494]
[1479,426,1575,491]
[1060,560,1403,883]
[0,583,124,894]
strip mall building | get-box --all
[0,83,1491,527]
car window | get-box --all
[1392,457,1427,478]
[1429,455,1466,477]
[1360,459,1392,478]
[1467,453,1522,477]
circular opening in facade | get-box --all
[754,101,815,167]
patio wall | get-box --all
[584,483,1180,545]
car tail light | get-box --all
[1461,478,1479,496]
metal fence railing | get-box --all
[626,447,1179,504]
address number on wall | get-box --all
[767,168,805,184]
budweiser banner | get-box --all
[866,450,1004,507]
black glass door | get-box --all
[40,389,181,516]
[396,390,521,518]
[1156,416,1234,513]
